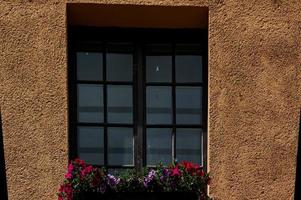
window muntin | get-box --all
[69,29,207,169]
[74,43,135,168]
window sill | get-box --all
[76,192,200,200]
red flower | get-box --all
[181,161,194,171]
[181,161,201,175]
[198,169,205,177]
[193,164,201,171]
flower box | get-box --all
[76,192,199,200]
[58,159,211,200]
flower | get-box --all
[74,158,86,167]
[198,169,205,177]
[58,158,211,199]
[143,169,156,188]
[64,163,74,179]
[58,183,73,200]
[107,174,120,187]
[181,161,194,170]
[160,168,170,181]
[81,165,93,177]
[171,166,180,176]
[64,172,72,179]
[67,163,74,173]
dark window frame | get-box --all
[68,27,208,172]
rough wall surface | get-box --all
[0,1,68,200]
[0,0,300,200]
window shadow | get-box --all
[295,110,301,200]
[0,111,8,200]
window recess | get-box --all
[68,28,208,171]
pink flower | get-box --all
[58,183,73,200]
[74,158,86,167]
[64,172,72,179]
[171,167,180,176]
[67,164,74,173]
[81,165,93,177]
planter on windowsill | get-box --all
[76,192,199,200]
[57,159,211,200]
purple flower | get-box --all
[107,174,120,187]
[160,168,170,181]
[144,169,156,188]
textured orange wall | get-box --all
[0,0,300,200]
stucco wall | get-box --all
[0,0,300,200]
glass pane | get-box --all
[146,86,172,124]
[176,86,202,124]
[77,52,103,81]
[106,53,133,81]
[78,127,104,148]
[147,128,172,166]
[146,56,172,82]
[107,168,132,176]
[78,127,104,165]
[176,128,202,164]
[78,153,103,166]
[77,84,103,123]
[108,128,133,166]
[176,55,202,83]
[107,85,133,123]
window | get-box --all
[68,28,207,170]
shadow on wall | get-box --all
[295,110,301,200]
[0,111,8,200]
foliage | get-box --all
[58,159,211,200]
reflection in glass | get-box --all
[176,128,202,164]
[106,53,133,81]
[146,86,172,124]
[107,85,132,123]
[78,153,104,166]
[77,84,103,123]
[147,128,172,166]
[78,127,104,165]
[78,127,104,148]
[176,87,202,124]
[176,55,202,83]
[146,56,172,82]
[108,128,133,166]
[77,52,103,81]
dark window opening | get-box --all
[68,28,208,171]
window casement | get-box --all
[68,27,208,171]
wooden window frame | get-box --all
[68,27,208,172]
